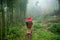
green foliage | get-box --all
[31,22,55,40]
[7,22,60,40]
[33,23,42,29]
[7,23,22,40]
[51,35,60,40]
[48,22,60,34]
[7,22,27,40]
[47,22,60,40]
[32,27,55,40]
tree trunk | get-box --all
[1,0,5,39]
[0,4,2,40]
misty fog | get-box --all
[26,0,59,18]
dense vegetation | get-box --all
[48,22,60,34]
[6,21,60,40]
[0,0,60,40]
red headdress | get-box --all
[27,17,32,21]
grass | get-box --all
[7,22,59,40]
[31,22,55,40]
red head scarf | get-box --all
[27,17,32,21]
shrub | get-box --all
[48,22,60,34]
[7,23,22,40]
[33,23,42,29]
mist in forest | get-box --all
[0,0,60,40]
[26,0,59,18]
